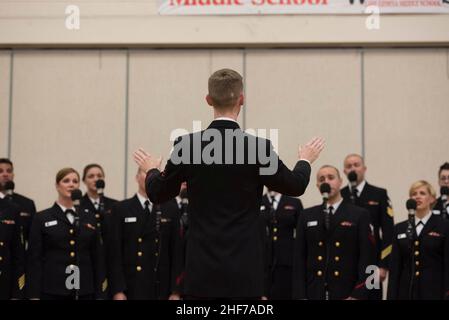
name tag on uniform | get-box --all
[307,221,318,227]
[432,210,441,215]
[20,212,31,217]
[125,217,137,223]
[397,233,407,239]
[45,220,58,227]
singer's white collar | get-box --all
[175,196,182,207]
[327,198,343,214]
[268,192,282,204]
[0,191,5,199]
[136,192,152,211]
[89,196,100,205]
[416,211,432,226]
[356,180,367,195]
[56,202,75,213]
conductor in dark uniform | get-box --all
[27,168,104,300]
[260,190,303,299]
[0,158,37,250]
[340,153,394,299]
[433,162,449,218]
[80,163,118,297]
[388,181,449,300]
[133,68,325,299]
[0,196,25,299]
[109,168,182,300]
[293,165,375,300]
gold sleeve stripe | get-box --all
[18,274,25,290]
[102,279,108,292]
[387,207,394,218]
[381,245,392,260]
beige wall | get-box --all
[364,49,449,223]
[1,48,448,223]
[0,51,10,156]
[0,2,448,47]
[9,50,127,210]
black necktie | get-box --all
[144,200,151,214]
[328,206,335,230]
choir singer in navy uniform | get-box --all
[293,165,375,300]
[0,194,25,299]
[340,154,394,299]
[260,190,303,299]
[27,168,104,300]
[0,158,37,250]
[81,163,118,297]
[387,181,449,300]
[109,168,182,300]
[133,69,324,299]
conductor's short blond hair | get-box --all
[208,69,243,108]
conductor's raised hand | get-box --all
[298,137,325,164]
[133,148,162,174]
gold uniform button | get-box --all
[415,271,420,277]
[334,256,340,262]
[136,266,142,272]
[335,242,341,247]
[415,260,420,266]
[0,256,3,261]
[95,214,100,219]
[317,256,323,261]
[138,238,143,243]
[155,239,159,244]
[97,223,101,227]
[137,252,143,257]
[70,240,75,246]
[414,251,419,256]
[318,241,324,247]
[155,253,159,257]
[69,229,74,234]
[70,252,75,258]
[334,271,340,277]
[273,228,278,233]
[317,270,323,276]
[273,236,278,241]
[414,240,419,246]
[0,242,4,246]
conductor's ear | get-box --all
[239,94,244,107]
[206,95,214,107]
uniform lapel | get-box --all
[275,195,285,215]
[51,202,73,226]
[418,214,437,240]
[82,194,97,214]
[358,182,370,204]
[329,202,347,235]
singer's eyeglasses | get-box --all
[440,176,449,182]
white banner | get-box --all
[158,0,449,15]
